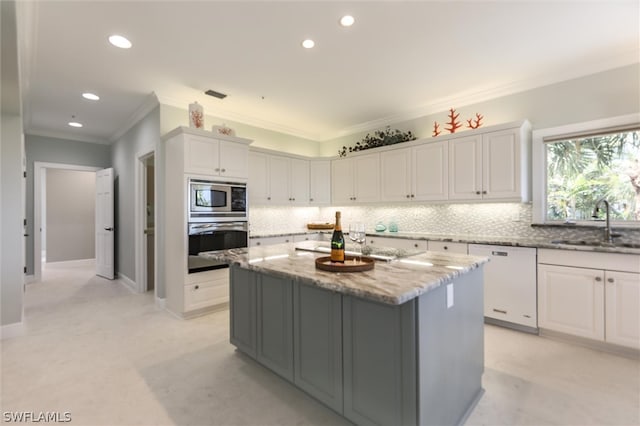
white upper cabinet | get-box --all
[380,148,412,202]
[332,153,380,204]
[289,158,310,204]
[381,141,449,202]
[248,152,270,204]
[248,151,309,205]
[309,160,331,204]
[184,132,250,180]
[448,125,529,202]
[448,134,483,200]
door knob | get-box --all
[104,227,114,231]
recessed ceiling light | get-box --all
[340,15,355,27]
[82,92,100,101]
[108,34,132,49]
[302,39,315,49]
[68,122,83,128]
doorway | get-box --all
[33,162,102,282]
[135,150,156,296]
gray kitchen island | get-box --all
[202,242,489,426]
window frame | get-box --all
[532,113,640,226]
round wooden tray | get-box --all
[315,255,375,272]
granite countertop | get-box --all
[250,230,640,255]
[200,241,489,306]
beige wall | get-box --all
[45,169,96,262]
[319,64,640,156]
[160,104,322,157]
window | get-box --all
[532,115,640,224]
[543,126,640,223]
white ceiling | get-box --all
[17,1,640,144]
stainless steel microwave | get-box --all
[188,179,247,221]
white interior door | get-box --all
[96,168,114,279]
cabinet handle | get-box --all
[215,168,220,172]
[310,198,314,202]
[443,246,449,250]
[267,197,271,201]
[285,239,290,243]
[607,277,615,283]
[482,190,487,195]
[475,191,481,195]
[194,285,199,290]
[493,308,507,314]
[595,276,602,282]
[256,242,261,246]
[221,168,226,173]
[406,195,411,198]
[411,194,415,198]
[414,243,418,248]
[292,198,295,201]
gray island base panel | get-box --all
[208,243,487,426]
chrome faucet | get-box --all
[591,199,619,243]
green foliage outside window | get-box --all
[546,130,640,221]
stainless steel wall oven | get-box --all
[187,221,248,274]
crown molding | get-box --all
[26,129,110,145]
[108,92,160,143]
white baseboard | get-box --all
[44,258,96,268]
[155,297,166,309]
[117,273,138,293]
[24,274,36,284]
[1,321,25,340]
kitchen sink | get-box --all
[551,239,640,249]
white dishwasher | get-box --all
[468,244,537,330]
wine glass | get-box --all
[349,223,366,263]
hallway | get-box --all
[1,261,638,425]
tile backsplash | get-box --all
[249,203,640,243]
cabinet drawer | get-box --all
[428,241,467,254]
[185,267,228,285]
[185,279,228,311]
[538,249,640,273]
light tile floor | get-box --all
[1,261,638,425]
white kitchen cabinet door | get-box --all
[380,148,411,202]
[413,141,448,201]
[331,157,355,204]
[185,134,220,176]
[267,155,290,204]
[289,158,309,205]
[248,152,270,204]
[366,236,427,251]
[427,241,467,254]
[605,271,640,349]
[309,160,331,204]
[482,129,520,200]
[537,264,605,341]
[353,153,380,202]
[448,135,482,201]
[250,235,294,247]
[219,140,249,179]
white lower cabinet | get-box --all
[427,241,467,254]
[366,236,427,251]
[538,249,640,349]
[250,233,320,247]
[183,269,229,314]
[538,264,605,340]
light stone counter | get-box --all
[200,241,489,305]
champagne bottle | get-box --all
[330,211,345,263]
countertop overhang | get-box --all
[200,241,489,305]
